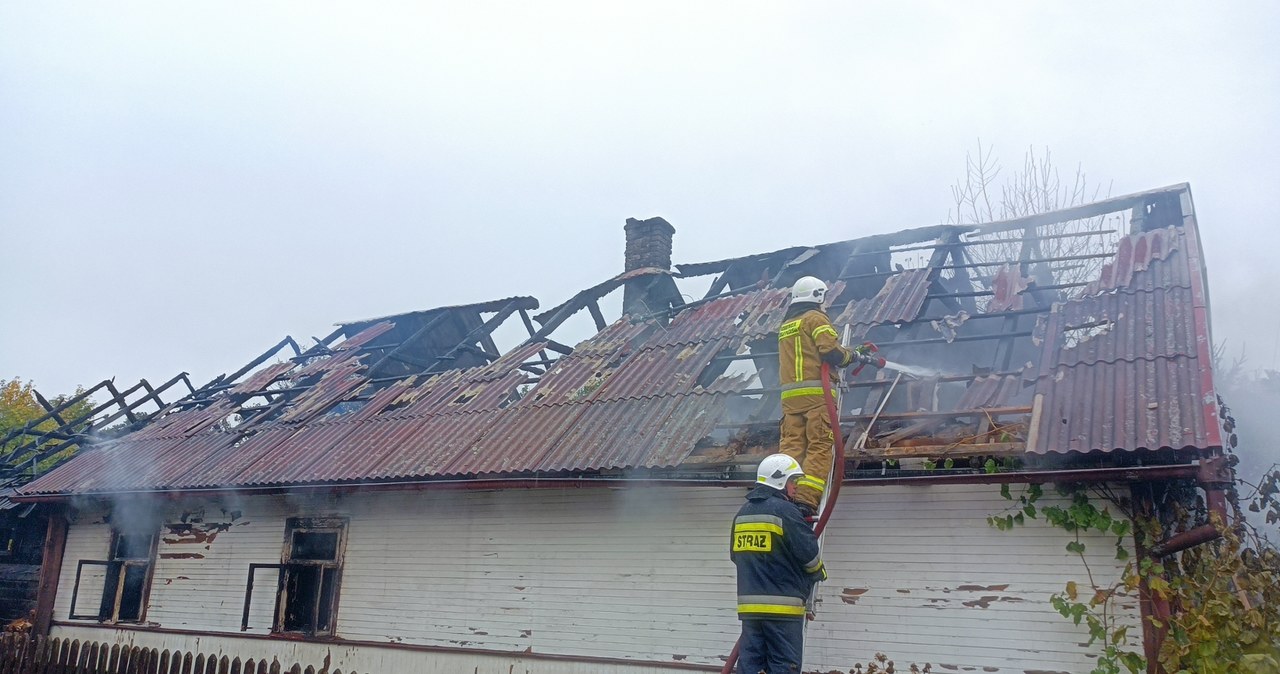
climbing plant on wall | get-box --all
[989,469,1280,674]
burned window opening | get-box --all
[68,529,156,623]
[242,518,347,636]
[277,517,346,637]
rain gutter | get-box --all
[11,462,1202,503]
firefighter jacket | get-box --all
[730,485,828,620]
[777,305,854,413]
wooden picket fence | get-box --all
[0,634,360,674]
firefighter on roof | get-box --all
[776,276,854,514]
[730,453,828,673]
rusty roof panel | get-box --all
[374,411,500,479]
[452,404,578,476]
[596,339,734,400]
[519,349,625,407]
[831,268,931,328]
[1032,355,1215,454]
[644,288,790,347]
[987,265,1029,313]
[1082,226,1184,295]
[175,426,303,488]
[534,393,730,473]
[1043,286,1197,373]
[1030,226,1220,455]
[956,375,1028,410]
[566,319,652,357]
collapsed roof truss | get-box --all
[17,184,1223,497]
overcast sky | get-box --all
[2,2,1278,398]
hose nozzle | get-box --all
[850,342,885,375]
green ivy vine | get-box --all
[988,469,1280,674]
[989,483,1144,674]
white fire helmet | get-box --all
[790,276,827,304]
[756,453,805,491]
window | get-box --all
[242,517,347,637]
[69,530,156,623]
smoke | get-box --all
[102,494,166,536]
[1218,369,1280,537]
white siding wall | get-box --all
[812,485,1142,672]
[52,484,1139,673]
[54,506,112,619]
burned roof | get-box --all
[18,184,1225,497]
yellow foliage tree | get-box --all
[0,377,94,467]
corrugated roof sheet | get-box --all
[830,268,931,330]
[956,374,1028,410]
[988,265,1029,313]
[1030,225,1221,454]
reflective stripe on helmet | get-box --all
[756,453,805,490]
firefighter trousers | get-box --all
[738,618,804,673]
[779,404,833,511]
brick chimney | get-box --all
[623,217,675,273]
[622,217,679,317]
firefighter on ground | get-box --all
[777,276,855,514]
[730,453,828,673]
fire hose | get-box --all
[719,353,899,674]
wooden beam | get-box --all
[587,300,608,331]
[33,507,68,636]
[860,442,1024,459]
[1025,393,1045,453]
[841,406,1032,423]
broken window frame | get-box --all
[241,517,348,638]
[67,529,158,623]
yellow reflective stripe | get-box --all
[811,324,838,340]
[800,474,826,487]
[781,387,824,399]
[794,336,803,381]
[796,476,826,493]
[781,380,822,391]
[733,522,784,537]
[737,604,808,617]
